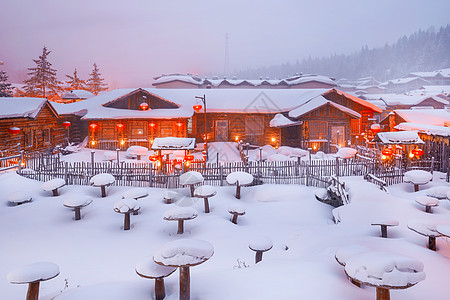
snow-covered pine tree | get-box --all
[0,70,13,97]
[23,46,63,100]
[86,63,108,95]
[65,68,86,91]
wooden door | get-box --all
[330,126,345,149]
[215,120,229,142]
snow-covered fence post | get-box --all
[306,162,310,186]
[18,151,23,173]
[447,157,450,182]
[149,162,153,187]
[430,156,434,174]
[335,157,340,178]
[90,150,95,175]
[220,164,224,186]
[64,162,68,184]
[116,148,120,163]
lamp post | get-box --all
[194,94,208,161]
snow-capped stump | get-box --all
[249,236,273,264]
[415,196,439,213]
[114,198,140,230]
[7,262,60,300]
[163,206,198,234]
[336,147,357,159]
[407,221,442,251]
[135,258,177,300]
[335,245,370,287]
[8,191,32,206]
[163,190,180,204]
[90,173,115,197]
[371,220,399,238]
[344,251,425,300]
[42,178,66,196]
[403,170,433,192]
[226,171,253,199]
[425,186,450,199]
[63,195,92,221]
[179,171,204,197]
[126,145,148,160]
[122,188,148,214]
[193,185,217,213]
[154,238,214,300]
[228,204,246,224]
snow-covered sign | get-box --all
[269,113,302,128]
[344,251,425,287]
[336,147,357,159]
[151,137,195,150]
[373,131,424,145]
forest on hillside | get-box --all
[234,25,450,81]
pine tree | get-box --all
[23,46,63,100]
[86,63,108,95]
[0,70,13,97]
[65,68,86,91]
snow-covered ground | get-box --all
[1,168,450,299]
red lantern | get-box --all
[412,148,424,156]
[149,122,156,128]
[89,123,98,130]
[62,121,71,128]
[116,123,124,130]
[382,148,393,156]
[140,102,149,110]
[176,122,183,127]
[193,104,202,112]
[184,154,194,161]
[370,123,381,134]
[149,155,158,162]
[8,127,20,134]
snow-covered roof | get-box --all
[395,122,450,137]
[269,113,302,128]
[0,97,52,119]
[61,90,95,100]
[371,94,449,106]
[286,74,336,86]
[394,109,450,125]
[408,68,450,78]
[288,95,361,119]
[326,89,383,113]
[151,137,196,150]
[381,77,431,86]
[373,131,424,144]
[153,73,202,86]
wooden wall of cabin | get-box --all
[88,118,187,149]
[0,105,65,153]
[418,133,449,172]
[298,105,355,153]
[192,113,280,147]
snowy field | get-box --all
[1,169,450,299]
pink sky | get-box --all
[1,0,449,88]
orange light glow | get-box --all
[193,104,202,112]
[149,122,156,128]
[90,140,97,146]
[116,123,124,130]
[89,123,98,130]
[235,136,239,141]
[271,137,276,143]
[176,122,183,127]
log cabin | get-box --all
[55,88,381,154]
[0,97,65,154]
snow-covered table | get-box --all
[344,251,425,300]
[415,196,439,213]
[90,173,115,197]
[436,224,450,239]
[135,258,177,300]
[7,262,60,300]
[228,204,246,224]
[179,171,204,197]
[193,185,217,213]
[126,145,148,160]
[249,236,273,264]
[403,170,433,192]
[114,198,140,230]
[226,171,253,199]
[163,190,180,204]
[163,206,198,234]
[426,186,450,199]
[154,238,214,300]
[63,195,92,221]
[407,221,442,251]
[371,220,399,238]
[42,178,66,196]
[8,191,32,206]
[335,245,370,287]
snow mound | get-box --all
[154,239,214,267]
[122,188,149,199]
[7,262,60,284]
[103,151,117,161]
[90,173,115,186]
[425,186,450,199]
[344,251,425,287]
[179,171,204,185]
[8,191,32,204]
[226,172,253,185]
[336,147,357,159]
[268,153,290,162]
[277,146,308,157]
[126,146,148,158]
[403,170,432,185]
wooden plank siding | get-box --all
[192,112,281,147]
[0,104,65,153]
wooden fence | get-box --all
[0,151,23,172]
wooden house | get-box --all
[0,97,65,153]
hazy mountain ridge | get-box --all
[234,25,450,82]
